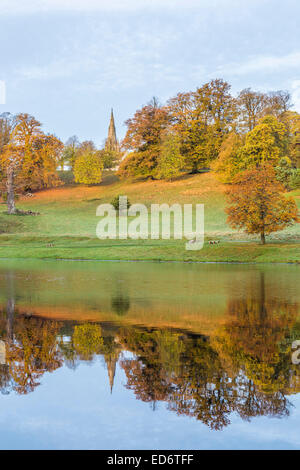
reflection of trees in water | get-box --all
[0,270,299,429]
[5,316,62,394]
[120,327,297,430]
[0,311,122,395]
[119,274,300,430]
[111,293,130,316]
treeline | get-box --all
[0,113,121,214]
[118,79,300,186]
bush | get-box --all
[111,195,131,211]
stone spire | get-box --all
[105,109,119,152]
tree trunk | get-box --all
[6,166,17,215]
[260,231,266,245]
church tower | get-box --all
[105,109,119,153]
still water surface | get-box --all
[0,259,299,450]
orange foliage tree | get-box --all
[226,165,299,244]
[0,113,63,214]
[118,98,170,179]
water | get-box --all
[0,259,299,450]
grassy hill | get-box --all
[0,171,299,263]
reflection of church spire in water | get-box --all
[105,352,119,394]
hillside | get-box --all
[0,171,299,263]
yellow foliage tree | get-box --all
[74,149,103,185]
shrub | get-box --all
[111,195,131,211]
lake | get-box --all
[0,259,299,450]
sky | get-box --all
[0,0,299,145]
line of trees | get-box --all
[117,79,300,243]
[118,80,300,181]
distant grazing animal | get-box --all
[209,240,220,245]
[46,243,54,248]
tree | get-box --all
[0,113,63,214]
[167,80,237,173]
[119,98,170,179]
[226,165,299,244]
[238,115,288,169]
[155,132,183,180]
[264,90,291,118]
[100,148,121,169]
[275,157,294,189]
[61,135,80,170]
[212,132,244,183]
[74,148,103,185]
[238,88,266,132]
[281,111,300,167]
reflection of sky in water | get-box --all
[0,357,299,450]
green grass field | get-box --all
[0,172,299,263]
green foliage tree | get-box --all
[74,149,103,185]
[155,132,183,180]
[275,157,294,189]
[289,169,300,190]
[100,148,121,169]
[61,135,79,170]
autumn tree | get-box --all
[118,97,170,179]
[167,80,237,173]
[212,132,244,183]
[264,90,291,119]
[238,88,266,132]
[74,147,103,185]
[226,165,299,244]
[0,113,63,214]
[155,132,183,180]
[238,115,288,169]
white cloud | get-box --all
[217,51,300,76]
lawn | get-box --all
[0,172,299,263]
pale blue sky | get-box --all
[0,0,299,145]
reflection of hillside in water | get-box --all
[0,271,300,431]
[0,261,299,335]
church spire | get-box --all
[105,108,119,152]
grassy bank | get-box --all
[0,235,299,263]
[0,172,299,263]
